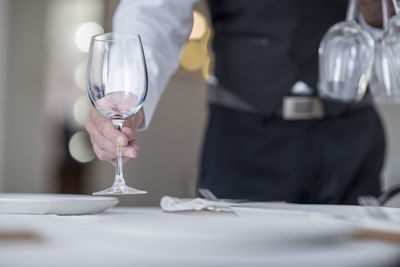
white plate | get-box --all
[0,193,119,215]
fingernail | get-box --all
[127,149,136,158]
[117,136,125,145]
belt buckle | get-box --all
[282,96,324,120]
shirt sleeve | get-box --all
[113,0,198,130]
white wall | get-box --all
[0,0,8,190]
[3,0,48,192]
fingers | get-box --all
[124,139,139,157]
[86,107,140,163]
[87,120,118,155]
[91,139,138,162]
[107,157,131,167]
[89,108,128,146]
[92,142,112,161]
[121,127,134,141]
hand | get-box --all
[85,107,144,165]
[358,0,394,28]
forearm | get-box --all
[113,0,198,130]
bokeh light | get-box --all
[75,22,104,52]
[180,11,211,79]
[68,131,95,163]
[202,56,210,80]
[180,41,207,71]
[189,11,207,40]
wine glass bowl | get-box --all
[95,91,141,120]
[387,15,400,36]
[369,40,397,103]
[318,0,375,103]
[370,0,400,104]
[318,21,375,102]
[86,32,148,195]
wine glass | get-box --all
[371,0,400,103]
[86,32,148,195]
[370,0,393,103]
[318,0,375,102]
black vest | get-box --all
[207,0,368,116]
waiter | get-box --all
[86,0,386,204]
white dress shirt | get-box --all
[113,0,198,129]
[113,0,381,129]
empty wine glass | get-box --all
[387,0,400,36]
[318,0,375,102]
[86,32,147,195]
[371,0,400,103]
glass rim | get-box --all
[91,32,142,42]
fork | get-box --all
[198,188,219,202]
[358,195,390,220]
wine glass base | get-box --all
[92,185,147,196]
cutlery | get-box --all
[358,195,390,220]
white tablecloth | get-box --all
[0,206,400,267]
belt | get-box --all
[209,84,324,120]
[209,83,372,120]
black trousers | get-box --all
[199,104,386,204]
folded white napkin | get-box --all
[160,196,232,212]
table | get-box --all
[1,206,400,267]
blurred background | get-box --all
[0,0,399,206]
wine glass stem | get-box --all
[382,0,389,31]
[112,119,126,187]
[393,0,400,14]
[346,0,357,22]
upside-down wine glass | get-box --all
[370,0,393,102]
[371,0,400,103]
[87,32,148,195]
[318,0,375,102]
